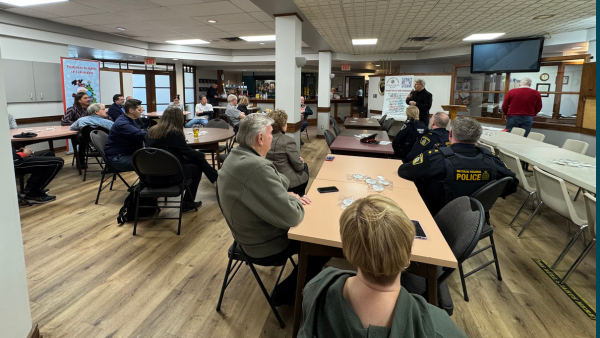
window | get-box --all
[184,66,196,112]
[132,74,147,112]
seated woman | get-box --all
[61,92,91,126]
[392,105,427,161]
[237,96,249,115]
[186,95,213,127]
[145,106,218,212]
[266,109,309,196]
[70,103,115,168]
[299,194,467,338]
[169,95,185,111]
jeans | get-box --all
[185,119,209,128]
[505,115,534,136]
[301,121,309,132]
[110,154,134,172]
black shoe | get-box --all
[43,189,49,194]
[300,140,305,146]
[182,201,202,212]
[24,194,56,204]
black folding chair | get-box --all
[214,182,296,328]
[80,125,109,182]
[131,148,197,236]
[324,130,336,149]
[378,114,387,126]
[203,119,231,167]
[382,118,395,133]
[90,130,131,204]
[328,116,341,136]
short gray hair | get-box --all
[432,112,449,128]
[237,114,274,147]
[415,78,426,86]
[87,103,105,116]
[451,116,482,143]
[227,94,237,103]
[520,77,532,86]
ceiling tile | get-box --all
[194,13,259,25]
[226,29,275,37]
[169,1,243,16]
[229,0,263,12]
[248,11,272,22]
[27,2,103,17]
[149,0,221,5]
[48,17,90,26]
[214,22,270,32]
[76,13,132,25]
[3,7,60,19]
[143,18,207,29]
[170,26,226,34]
[72,0,159,11]
[134,7,184,20]
[101,21,154,31]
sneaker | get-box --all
[182,201,202,212]
[24,194,56,204]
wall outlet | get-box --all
[321,125,324,129]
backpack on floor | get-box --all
[117,183,160,224]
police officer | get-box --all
[398,116,519,216]
[392,106,427,160]
[404,112,450,162]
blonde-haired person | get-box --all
[225,94,245,130]
[299,195,467,338]
[237,96,250,115]
[392,105,427,161]
[266,109,309,196]
[145,106,218,212]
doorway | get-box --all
[346,76,365,107]
[132,70,176,112]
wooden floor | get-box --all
[20,126,596,338]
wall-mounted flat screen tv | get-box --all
[470,37,545,73]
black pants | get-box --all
[14,151,64,196]
[250,240,330,296]
[287,163,309,196]
[76,133,89,166]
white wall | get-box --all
[100,71,121,105]
[0,46,33,338]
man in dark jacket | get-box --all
[404,112,450,162]
[107,94,125,122]
[207,83,219,106]
[398,116,518,217]
[105,99,147,172]
[406,78,433,125]
[13,148,64,203]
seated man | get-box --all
[392,106,427,160]
[398,116,519,217]
[107,94,125,122]
[186,95,213,127]
[218,114,328,305]
[14,148,64,203]
[299,195,467,338]
[404,112,450,162]
[224,94,245,130]
[104,99,147,172]
[71,103,115,168]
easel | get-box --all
[441,105,468,120]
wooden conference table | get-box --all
[10,126,82,175]
[183,127,235,169]
[289,154,457,337]
[499,144,596,194]
[330,129,393,158]
[343,117,381,130]
[479,130,558,149]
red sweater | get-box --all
[502,87,542,117]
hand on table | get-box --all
[22,148,34,157]
[289,192,312,205]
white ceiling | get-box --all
[1,0,288,49]
[292,0,596,55]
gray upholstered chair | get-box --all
[324,130,336,148]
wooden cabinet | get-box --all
[2,60,62,103]
[580,62,596,97]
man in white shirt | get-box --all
[186,95,214,127]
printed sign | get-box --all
[382,75,413,120]
[341,64,351,71]
[61,58,100,112]
[145,58,156,66]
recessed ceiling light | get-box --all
[166,39,210,44]
[240,35,276,42]
[173,59,178,60]
[207,20,217,23]
[259,43,265,45]
[116,27,126,31]
[352,39,377,45]
[375,64,380,66]
[1,0,67,5]
[572,46,584,49]
[463,33,505,41]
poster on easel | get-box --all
[382,75,413,121]
[60,58,100,112]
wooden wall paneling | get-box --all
[580,63,596,97]
[582,97,596,130]
[552,63,566,120]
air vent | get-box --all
[407,37,433,42]
[397,46,424,51]
[221,37,243,42]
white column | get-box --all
[0,47,33,337]
[275,15,302,148]
[317,51,332,136]
[175,61,185,110]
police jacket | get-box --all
[398,143,519,217]
[392,119,427,160]
[405,128,450,162]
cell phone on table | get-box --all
[317,186,339,193]
[413,220,427,240]
[325,156,335,161]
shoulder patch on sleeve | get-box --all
[420,137,430,146]
[412,153,424,165]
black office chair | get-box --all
[339,115,346,123]
[401,197,484,314]
[131,148,197,236]
[382,118,395,133]
[219,134,236,164]
[378,114,387,126]
[80,125,109,182]
[329,116,341,136]
[202,119,230,167]
[460,177,513,301]
[90,130,131,205]
[214,182,296,328]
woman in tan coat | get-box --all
[266,109,310,196]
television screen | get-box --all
[470,37,544,73]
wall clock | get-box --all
[539,73,549,81]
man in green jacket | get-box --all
[217,114,328,305]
